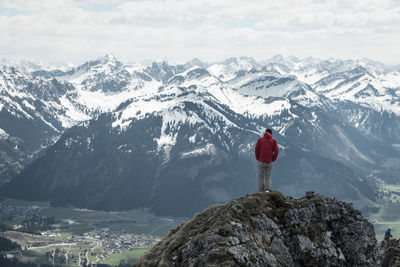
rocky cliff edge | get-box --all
[136,191,379,266]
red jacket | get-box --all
[255,132,279,162]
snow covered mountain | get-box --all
[1,55,399,216]
[0,55,149,182]
[0,65,75,181]
[255,55,400,143]
[207,57,259,82]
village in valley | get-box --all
[34,228,158,265]
[0,199,181,266]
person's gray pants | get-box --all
[258,161,273,191]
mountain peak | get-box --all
[0,58,44,73]
[221,56,257,66]
[184,58,206,69]
[72,54,122,73]
[271,53,284,60]
[136,191,379,266]
[269,54,287,63]
[186,57,203,65]
[98,54,119,65]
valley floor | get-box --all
[369,201,400,242]
[364,182,400,241]
[0,198,185,266]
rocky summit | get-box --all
[381,239,400,267]
[135,191,379,266]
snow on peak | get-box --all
[0,58,43,73]
[97,54,120,66]
[207,57,258,82]
[184,58,206,69]
[2,55,400,138]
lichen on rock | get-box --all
[135,191,379,266]
[381,239,400,267]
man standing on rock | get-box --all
[255,129,279,192]
[384,227,393,241]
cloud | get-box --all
[0,0,399,64]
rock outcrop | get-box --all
[135,191,379,266]
[381,239,400,267]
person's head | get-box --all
[389,227,393,231]
[266,129,272,135]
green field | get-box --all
[60,223,94,236]
[39,207,88,218]
[15,238,152,266]
[0,197,184,266]
[19,243,96,266]
[127,222,178,236]
[0,197,184,234]
[20,249,48,265]
[370,201,400,241]
[0,198,49,207]
[99,248,150,265]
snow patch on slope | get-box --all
[58,96,91,128]
[0,128,9,140]
[77,89,132,112]
[380,72,400,88]
[181,144,216,159]
[156,104,203,149]
[22,100,36,111]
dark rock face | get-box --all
[136,191,379,267]
[381,239,400,267]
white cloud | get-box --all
[0,0,399,64]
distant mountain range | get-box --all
[0,55,399,216]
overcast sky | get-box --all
[1,0,399,65]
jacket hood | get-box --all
[264,131,272,139]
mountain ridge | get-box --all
[0,54,399,216]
